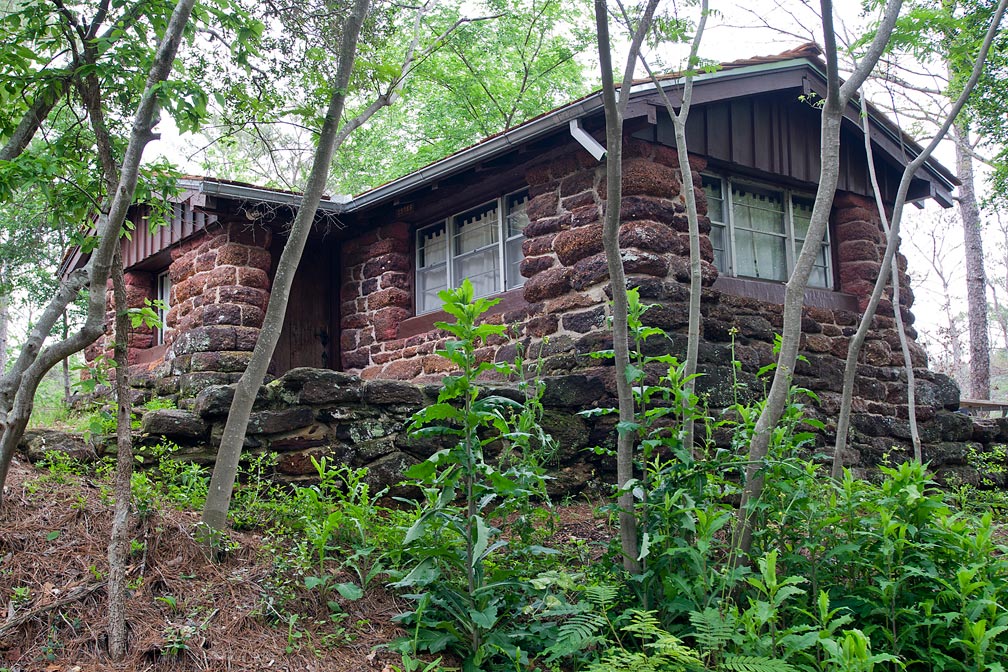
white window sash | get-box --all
[414,189,528,314]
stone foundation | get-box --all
[132,368,1006,496]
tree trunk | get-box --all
[0,0,197,498]
[107,250,133,660]
[734,0,905,559]
[0,268,8,376]
[954,121,990,400]
[62,313,72,405]
[830,0,1007,477]
[201,0,372,536]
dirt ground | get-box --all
[0,456,614,672]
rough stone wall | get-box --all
[90,220,274,404]
[136,369,1006,496]
[335,135,976,469]
[84,271,156,367]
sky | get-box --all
[140,0,984,380]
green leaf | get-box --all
[46,530,60,541]
[334,582,364,601]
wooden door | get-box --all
[270,236,339,373]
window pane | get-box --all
[453,202,498,253]
[735,229,787,281]
[733,185,784,234]
[506,236,524,289]
[505,191,528,289]
[791,196,831,288]
[710,222,727,273]
[454,248,499,298]
[418,223,447,268]
[792,197,814,238]
[506,191,529,238]
[418,265,447,313]
[703,175,724,223]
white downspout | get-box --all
[569,119,607,161]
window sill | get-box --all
[713,276,858,312]
[134,343,168,365]
[400,287,528,340]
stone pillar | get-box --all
[166,221,272,398]
[339,222,412,376]
[84,270,155,366]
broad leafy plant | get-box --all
[389,279,552,671]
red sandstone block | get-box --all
[520,255,555,278]
[368,288,411,310]
[368,237,408,256]
[524,266,573,302]
[169,254,194,284]
[833,206,880,228]
[570,253,609,291]
[380,271,410,291]
[372,350,398,365]
[623,250,669,278]
[838,239,880,264]
[247,247,271,272]
[522,233,556,257]
[240,304,265,328]
[619,220,676,254]
[386,357,424,379]
[560,169,595,197]
[202,303,241,326]
[569,204,600,229]
[525,214,570,238]
[561,192,595,211]
[554,223,604,266]
[193,251,217,274]
[216,285,270,311]
[524,162,552,186]
[124,272,153,289]
[360,365,383,379]
[835,220,883,245]
[235,326,261,351]
[125,285,149,308]
[422,354,456,375]
[619,195,679,225]
[363,253,410,279]
[373,306,410,341]
[204,266,237,290]
[341,312,369,329]
[342,347,370,370]
[526,314,559,337]
[236,267,269,290]
[527,192,559,221]
[216,242,250,267]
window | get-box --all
[416,189,528,314]
[156,270,171,345]
[703,176,832,288]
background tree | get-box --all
[0,0,229,495]
[188,0,592,195]
[734,0,903,557]
[201,0,467,533]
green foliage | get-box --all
[389,279,554,671]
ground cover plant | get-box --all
[1,287,1007,671]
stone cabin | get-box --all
[63,44,997,478]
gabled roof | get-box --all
[339,42,956,212]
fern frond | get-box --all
[547,611,608,660]
[583,583,620,609]
[688,607,737,651]
[721,654,795,672]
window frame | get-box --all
[703,174,834,289]
[414,188,528,315]
[156,270,171,345]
